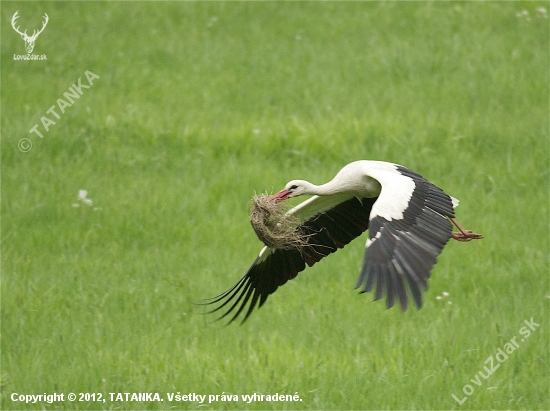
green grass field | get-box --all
[2,2,549,410]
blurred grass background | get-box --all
[1,1,549,409]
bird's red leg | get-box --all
[450,217,484,242]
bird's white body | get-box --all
[287,161,419,220]
[205,160,480,324]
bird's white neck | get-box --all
[304,178,371,197]
[309,174,381,198]
[312,181,347,196]
[288,162,383,199]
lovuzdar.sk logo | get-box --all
[11,10,49,60]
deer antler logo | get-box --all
[11,11,49,54]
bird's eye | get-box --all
[289,185,298,190]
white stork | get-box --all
[204,160,483,324]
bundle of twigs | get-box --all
[249,194,308,252]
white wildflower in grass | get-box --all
[516,9,530,19]
[73,190,93,207]
[536,7,548,18]
[436,292,452,310]
[79,190,92,205]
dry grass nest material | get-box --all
[250,194,309,252]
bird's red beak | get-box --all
[268,189,292,202]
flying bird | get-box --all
[203,160,483,324]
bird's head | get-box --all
[268,180,311,201]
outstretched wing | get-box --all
[355,165,455,311]
[203,195,378,324]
